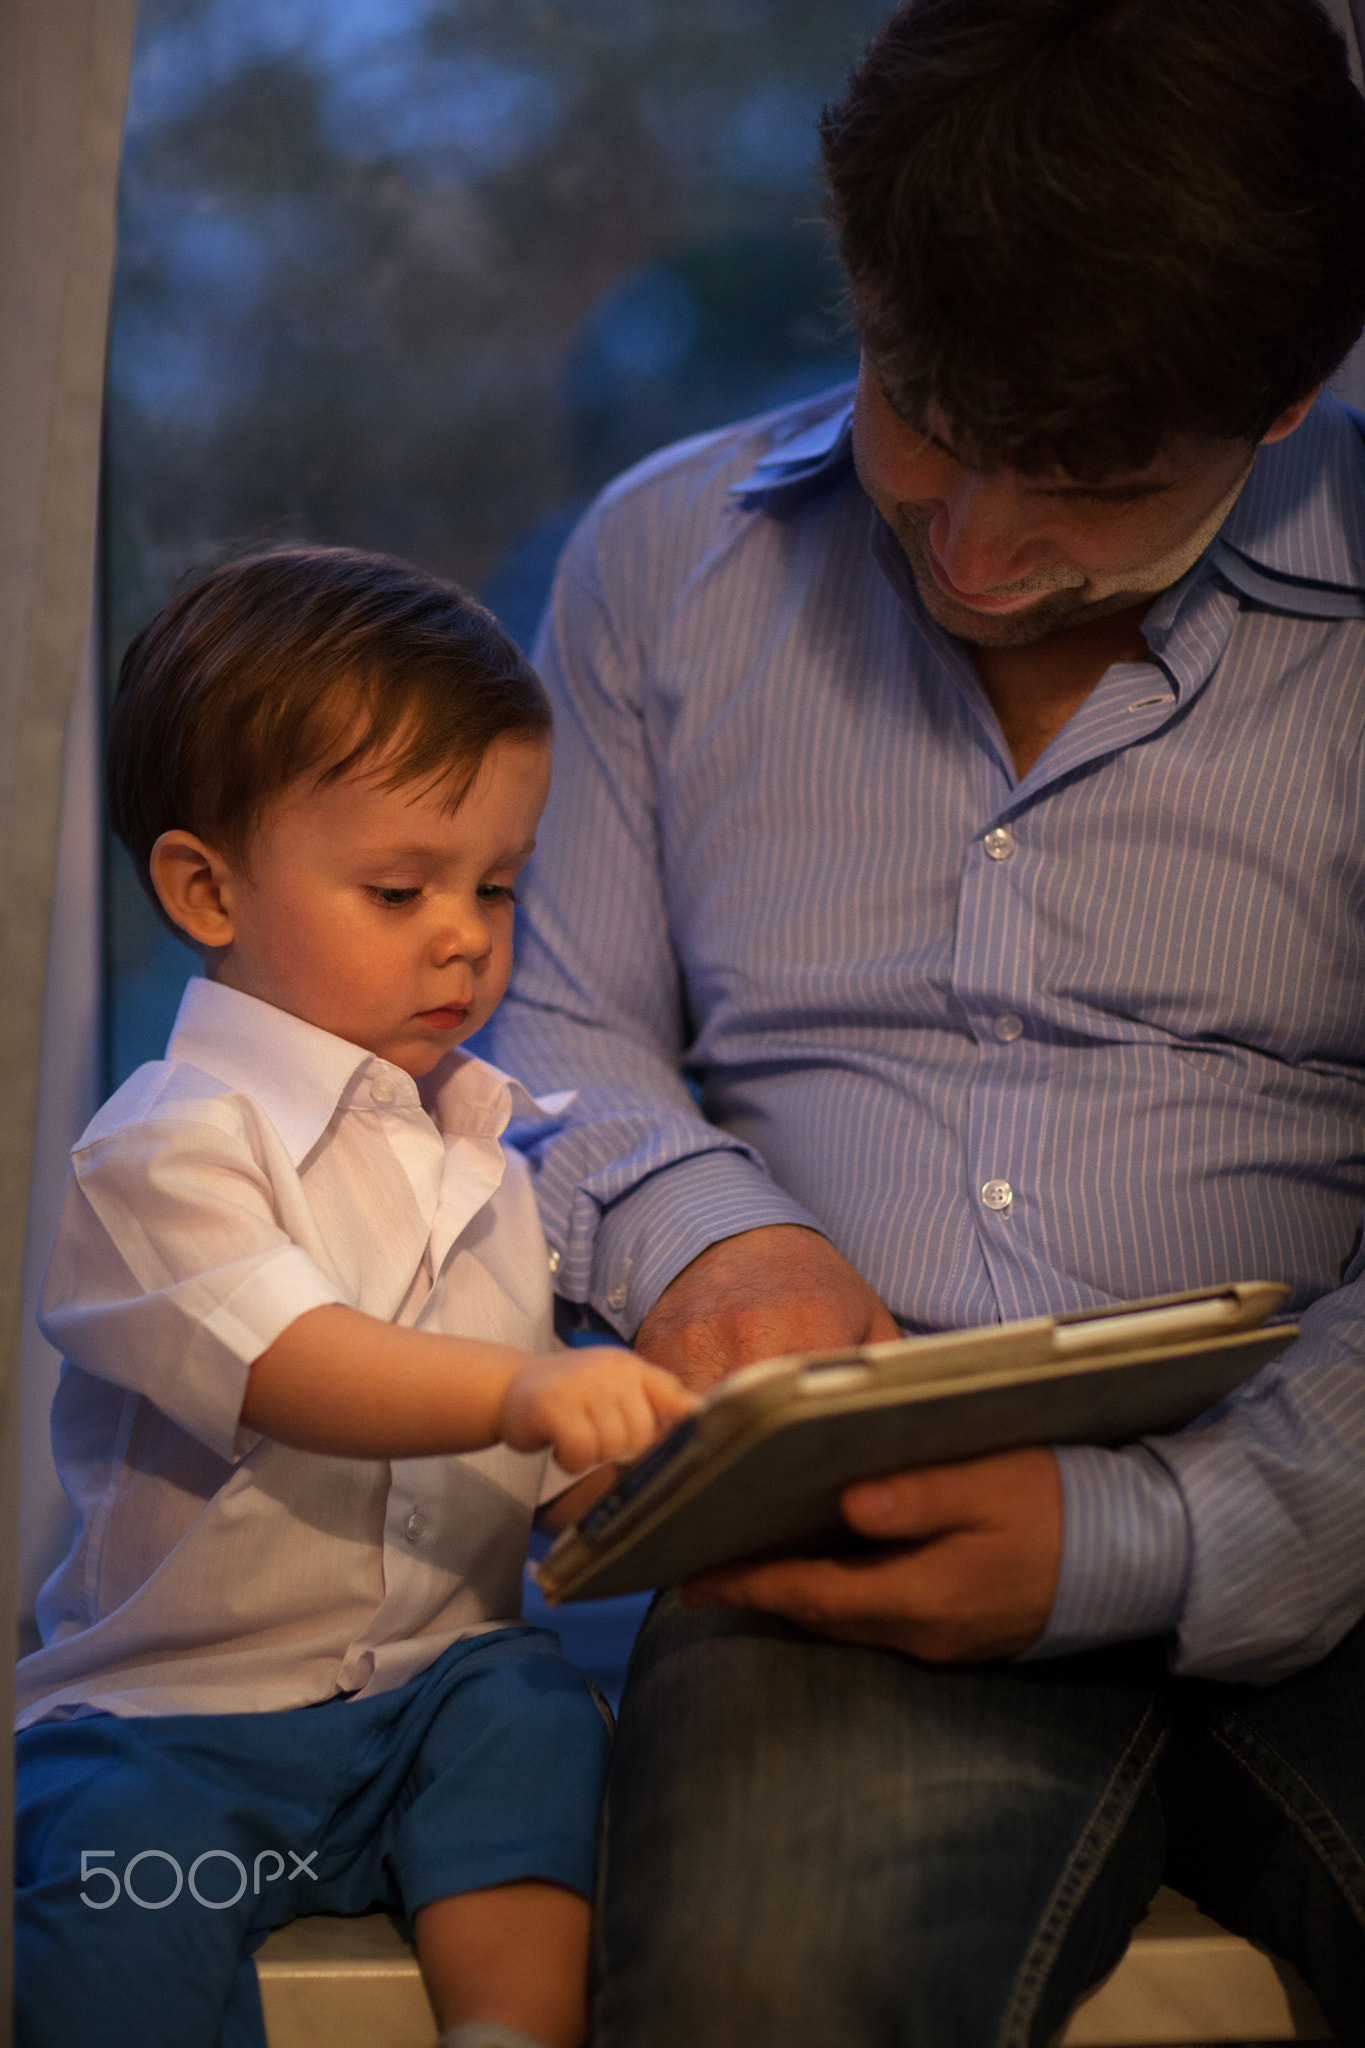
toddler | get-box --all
[14,547,694,2048]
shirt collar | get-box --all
[166,977,550,1166]
[727,386,856,503]
[1216,392,1365,597]
[732,385,1365,612]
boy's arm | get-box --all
[241,1303,694,1469]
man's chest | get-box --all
[649,598,1365,1073]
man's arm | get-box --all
[685,1249,1365,1682]
[487,489,862,1343]
[635,1225,900,1393]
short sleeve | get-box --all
[40,1113,347,1463]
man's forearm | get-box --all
[635,1225,902,1392]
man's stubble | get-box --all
[886,464,1254,650]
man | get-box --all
[488,0,1365,2039]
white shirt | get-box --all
[17,976,568,1728]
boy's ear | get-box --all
[149,831,239,951]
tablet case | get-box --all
[537,1283,1295,1604]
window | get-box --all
[104,0,885,1081]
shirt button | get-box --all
[547,1247,562,1276]
[403,1511,426,1543]
[992,1013,1024,1043]
[981,1179,1013,1212]
[371,1075,397,1104]
[983,825,1015,862]
[606,1280,628,1312]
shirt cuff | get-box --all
[187,1247,348,1462]
[588,1152,827,1337]
[1023,1442,1192,1661]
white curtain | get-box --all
[0,0,134,2017]
[17,639,103,1659]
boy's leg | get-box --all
[14,1630,609,2048]
[592,1594,1171,2048]
[15,1714,322,2048]
[416,1884,591,2046]
[386,1628,612,2048]
[1162,1612,1365,2048]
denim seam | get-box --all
[996,1705,1168,2048]
[1211,1717,1365,1933]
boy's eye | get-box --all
[477,883,517,905]
[367,886,422,908]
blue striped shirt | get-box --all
[486,383,1365,1683]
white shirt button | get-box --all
[547,1247,562,1276]
[992,1013,1024,1043]
[371,1075,397,1104]
[983,825,1015,862]
[606,1281,628,1312]
[981,1179,1013,1211]
[403,1510,426,1543]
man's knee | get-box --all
[597,1604,1165,2045]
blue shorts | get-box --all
[15,1626,611,2048]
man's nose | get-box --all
[926,474,1040,594]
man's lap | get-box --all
[593,1594,1365,2048]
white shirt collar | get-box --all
[166,977,550,1166]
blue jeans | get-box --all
[592,1594,1365,2047]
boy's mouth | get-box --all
[416,1004,470,1030]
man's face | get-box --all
[851,358,1308,648]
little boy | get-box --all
[14,547,695,2048]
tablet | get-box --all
[537,1283,1294,1604]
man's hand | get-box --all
[634,1225,900,1394]
[681,1447,1063,1663]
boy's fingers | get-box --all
[547,1409,599,1472]
[590,1403,635,1465]
[642,1365,700,1416]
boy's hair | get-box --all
[820,0,1365,477]
[107,547,552,924]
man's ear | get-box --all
[149,830,239,951]
[1259,385,1323,446]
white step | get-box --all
[255,1886,1334,2047]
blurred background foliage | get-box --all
[105,0,886,1083]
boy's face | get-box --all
[157,734,551,1078]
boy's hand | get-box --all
[499,1348,699,1471]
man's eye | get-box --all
[368,886,421,907]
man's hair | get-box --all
[107,546,551,920]
[820,0,1365,476]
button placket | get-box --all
[951,791,1039,1297]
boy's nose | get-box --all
[435,909,492,965]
